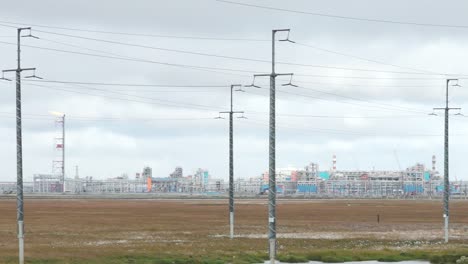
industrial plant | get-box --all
[0,109,459,198]
[1,153,465,198]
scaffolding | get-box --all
[3,177,467,199]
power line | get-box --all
[293,74,457,80]
[47,81,224,111]
[3,40,459,81]
[0,112,215,122]
[215,0,468,29]
[7,81,445,120]
[21,81,468,121]
[3,22,459,77]
[279,61,437,75]
[23,78,444,89]
[2,36,466,80]
[293,80,443,89]
[33,30,448,76]
[244,85,429,114]
[21,79,229,88]
[0,111,463,133]
[1,110,462,122]
[36,31,271,62]
[279,89,425,114]
[0,20,269,41]
[247,112,425,119]
[23,79,446,116]
[22,80,225,93]
[291,85,430,114]
[243,118,468,137]
[2,24,457,77]
[293,42,446,76]
[0,40,255,77]
[39,37,144,60]
[24,82,225,112]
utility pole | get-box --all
[1,27,40,264]
[432,78,462,243]
[245,29,295,263]
[63,114,65,185]
[217,84,245,239]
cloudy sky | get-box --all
[0,0,468,182]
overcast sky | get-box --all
[1,0,468,181]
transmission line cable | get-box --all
[243,85,430,114]
[33,30,449,76]
[291,85,430,113]
[0,112,215,122]
[243,118,467,137]
[0,20,268,41]
[0,40,255,77]
[0,21,465,77]
[22,79,229,88]
[25,83,225,112]
[215,0,468,29]
[2,39,465,80]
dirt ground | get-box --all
[0,198,467,261]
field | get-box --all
[1,198,468,263]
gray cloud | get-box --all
[0,0,467,181]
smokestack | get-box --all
[432,155,436,171]
[333,154,337,171]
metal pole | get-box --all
[0,28,39,264]
[219,84,243,239]
[229,86,234,239]
[268,29,277,263]
[16,27,25,264]
[433,78,461,243]
[246,29,293,263]
[444,80,450,243]
[62,114,65,191]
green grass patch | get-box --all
[2,249,468,264]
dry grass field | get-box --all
[1,198,468,263]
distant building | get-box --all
[142,167,152,179]
[298,162,319,181]
[194,168,210,188]
[170,167,183,178]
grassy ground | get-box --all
[1,199,468,263]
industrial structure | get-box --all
[52,112,65,191]
[0,95,460,199]
[1,155,466,199]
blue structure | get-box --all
[424,172,431,181]
[261,184,284,194]
[435,184,460,194]
[319,171,330,180]
[297,184,317,193]
[404,184,424,193]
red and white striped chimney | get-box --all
[333,154,337,171]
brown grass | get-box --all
[0,198,468,262]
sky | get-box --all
[0,0,468,181]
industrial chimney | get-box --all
[333,154,337,171]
